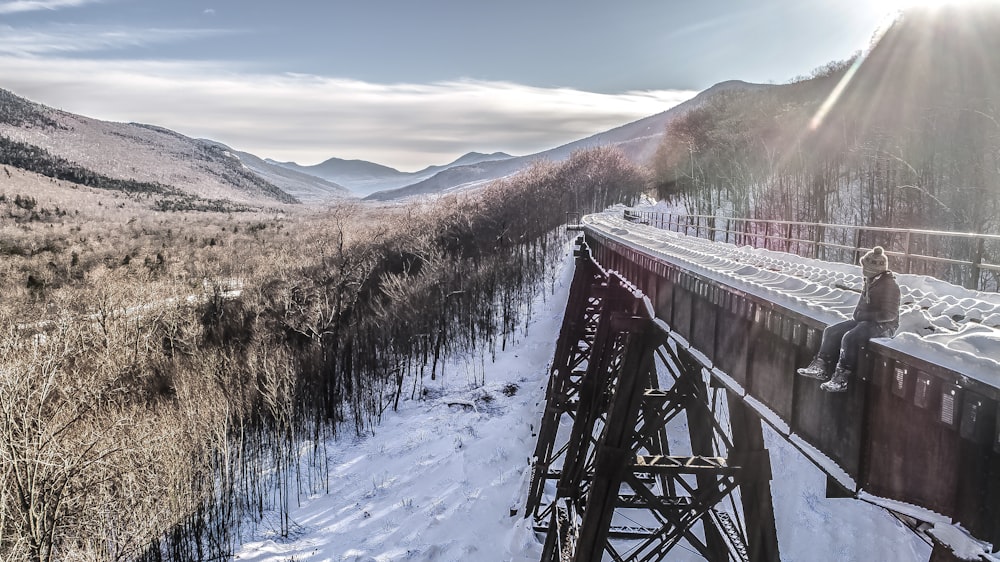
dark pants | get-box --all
[819,320,897,371]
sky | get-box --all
[0,0,907,171]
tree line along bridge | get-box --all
[523,211,1000,562]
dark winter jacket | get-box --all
[853,271,900,326]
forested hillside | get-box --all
[652,5,1000,237]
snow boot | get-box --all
[796,356,832,380]
[820,366,851,393]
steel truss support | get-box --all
[527,242,781,562]
[525,241,610,522]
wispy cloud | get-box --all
[0,25,232,56]
[0,0,103,15]
[0,56,696,170]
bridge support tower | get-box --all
[525,240,781,562]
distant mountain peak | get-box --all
[695,80,770,99]
[462,150,512,159]
[269,151,516,197]
[440,151,514,168]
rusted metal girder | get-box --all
[525,242,609,523]
[527,240,780,562]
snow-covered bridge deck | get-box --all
[574,209,1000,560]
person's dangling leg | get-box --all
[821,321,879,392]
[798,320,856,380]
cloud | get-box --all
[0,0,103,14]
[0,56,696,170]
[0,24,232,56]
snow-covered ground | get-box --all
[233,234,941,562]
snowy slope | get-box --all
[0,88,350,205]
[233,249,574,562]
[234,239,932,562]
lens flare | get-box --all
[808,17,895,131]
[809,57,862,130]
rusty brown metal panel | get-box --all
[954,438,996,544]
[953,393,998,544]
[795,327,822,387]
[746,321,796,421]
[790,351,875,480]
[671,283,693,342]
[790,378,867,478]
[644,270,658,305]
[690,292,717,359]
[654,273,674,324]
[714,308,750,388]
[986,457,1000,551]
[863,360,960,516]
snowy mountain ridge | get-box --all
[0,88,348,205]
[271,151,515,197]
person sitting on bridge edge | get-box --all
[797,246,901,392]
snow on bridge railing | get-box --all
[624,209,1000,292]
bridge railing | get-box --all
[624,210,1000,292]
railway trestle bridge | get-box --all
[524,224,1000,562]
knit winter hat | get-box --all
[860,246,889,278]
